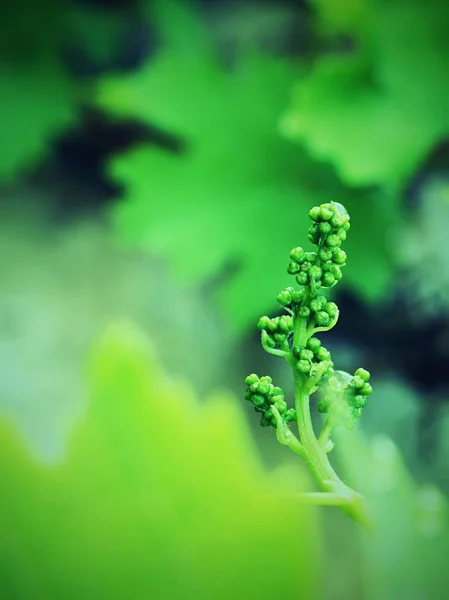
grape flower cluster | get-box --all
[244,374,296,427]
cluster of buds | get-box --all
[244,374,296,428]
[317,368,373,428]
[256,314,293,348]
[287,202,350,290]
[292,336,333,375]
[277,287,338,327]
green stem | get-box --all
[293,373,370,527]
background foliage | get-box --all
[2,0,449,598]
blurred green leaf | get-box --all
[97,0,400,331]
[0,322,321,599]
[282,0,449,188]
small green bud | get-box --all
[260,376,272,385]
[301,261,312,272]
[273,398,288,414]
[318,247,333,262]
[353,395,367,408]
[257,382,271,396]
[285,408,297,422]
[304,252,317,263]
[309,295,326,313]
[306,337,321,353]
[299,348,314,361]
[290,247,305,263]
[292,345,303,360]
[337,229,347,241]
[308,226,320,244]
[296,272,308,285]
[292,288,306,303]
[316,347,331,361]
[287,260,301,275]
[324,302,338,318]
[332,249,347,265]
[322,272,336,287]
[309,206,321,221]
[277,290,292,306]
[317,399,328,413]
[297,360,311,374]
[309,266,322,280]
[352,375,365,390]
[331,213,345,228]
[278,315,293,333]
[319,222,332,235]
[361,383,373,396]
[245,374,259,386]
[264,334,276,348]
[329,265,343,281]
[274,333,287,343]
[320,206,333,221]
[355,368,370,382]
[271,386,283,397]
[251,394,266,407]
[343,221,351,231]
[257,316,270,330]
[250,382,259,392]
[315,311,330,326]
[299,306,311,318]
[267,318,278,333]
[326,234,341,248]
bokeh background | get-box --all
[2,0,449,599]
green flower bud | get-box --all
[317,399,328,413]
[257,382,271,396]
[309,206,321,221]
[251,394,266,407]
[316,346,331,361]
[250,382,259,392]
[343,221,351,231]
[273,398,288,414]
[315,311,330,326]
[277,289,293,306]
[353,395,367,408]
[306,337,321,353]
[267,318,278,333]
[309,266,322,280]
[285,408,297,422]
[299,306,311,318]
[271,386,283,397]
[292,288,306,304]
[355,368,370,382]
[304,251,317,263]
[361,383,373,396]
[274,333,287,343]
[319,222,332,235]
[264,334,276,348]
[326,234,341,248]
[245,374,259,386]
[322,272,336,287]
[290,247,305,263]
[257,316,270,330]
[301,261,312,272]
[320,206,333,221]
[331,213,346,228]
[352,375,365,390]
[299,348,314,361]
[260,376,273,385]
[287,260,301,275]
[332,249,347,265]
[296,272,308,285]
[292,345,303,359]
[324,302,338,318]
[297,359,311,374]
[337,229,347,241]
[309,295,326,313]
[279,315,293,333]
[318,247,333,262]
[308,226,320,244]
[329,265,343,281]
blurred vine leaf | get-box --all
[0,322,321,600]
[335,429,449,600]
[97,0,400,331]
[0,2,124,181]
[282,0,449,189]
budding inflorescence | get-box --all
[244,374,296,428]
[317,368,373,428]
[243,202,373,524]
